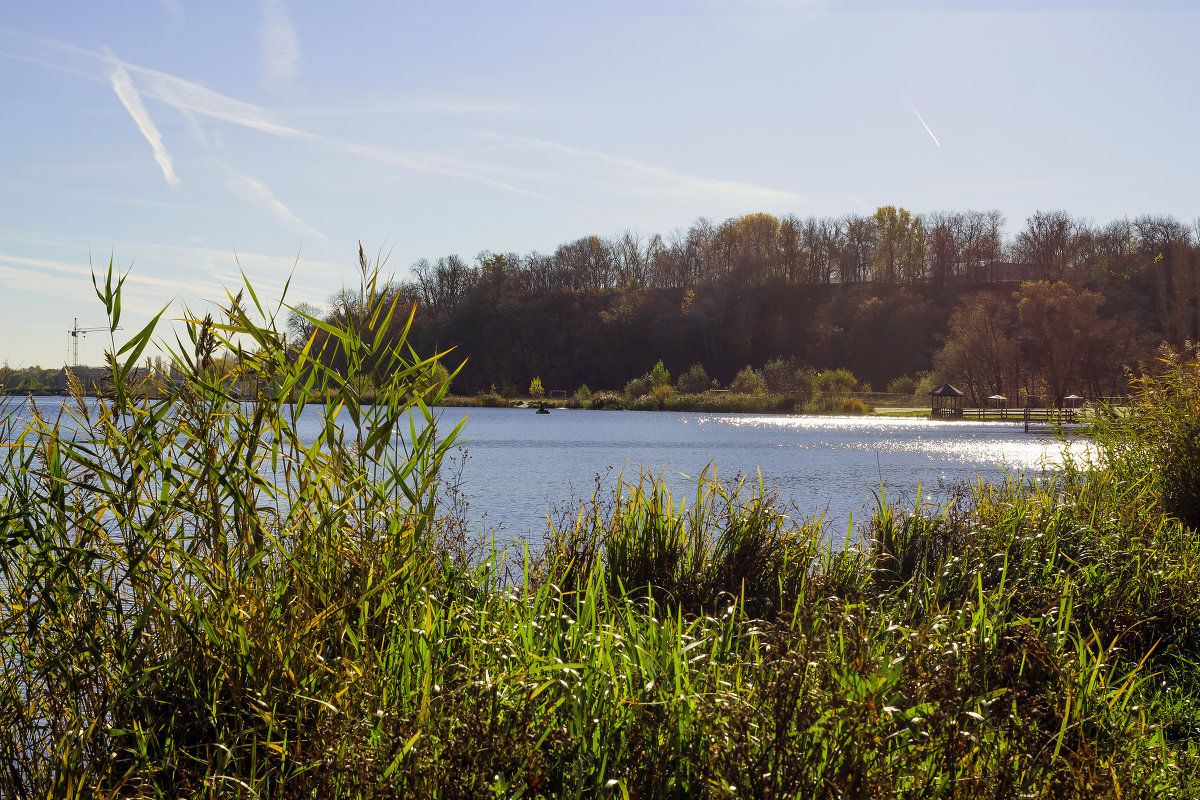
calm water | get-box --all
[5,399,1086,545]
[374,407,1084,545]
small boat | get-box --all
[535,402,551,414]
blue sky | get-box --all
[2,1,1197,367]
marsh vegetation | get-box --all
[2,266,1199,797]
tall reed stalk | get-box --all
[2,255,1199,797]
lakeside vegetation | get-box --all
[318,209,1198,406]
[4,265,1200,797]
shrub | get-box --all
[794,364,818,402]
[1092,343,1200,529]
[729,365,767,395]
[624,376,650,399]
[800,394,871,415]
[763,356,803,393]
[815,367,860,396]
[887,374,916,396]
[478,393,512,407]
[912,370,940,397]
[648,359,671,388]
[588,390,625,409]
[630,394,660,411]
[650,384,675,408]
[529,376,546,398]
[840,396,871,414]
[573,383,592,407]
[676,363,711,394]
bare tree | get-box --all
[1015,210,1080,281]
[838,215,875,283]
[286,302,324,345]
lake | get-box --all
[360,407,1085,545]
[4,399,1087,546]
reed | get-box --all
[2,262,1199,797]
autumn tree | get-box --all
[1015,280,1110,403]
[870,206,926,283]
[933,292,1020,404]
[1134,214,1198,345]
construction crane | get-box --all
[69,318,120,367]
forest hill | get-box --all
[297,209,1192,405]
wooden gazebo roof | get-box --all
[930,383,965,397]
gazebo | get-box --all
[930,383,966,419]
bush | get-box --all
[588,390,625,409]
[763,356,803,394]
[912,370,939,397]
[573,383,592,407]
[794,364,818,402]
[648,359,671,388]
[624,376,650,399]
[815,367,860,396]
[676,363,711,393]
[799,394,872,415]
[477,393,512,407]
[729,365,767,395]
[630,394,660,411]
[529,376,546,398]
[840,396,871,414]
[886,374,917,396]
[1092,343,1200,530]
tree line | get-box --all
[290,207,1182,407]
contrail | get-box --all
[105,51,181,186]
[226,171,327,241]
[907,100,941,147]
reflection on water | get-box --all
[4,399,1088,547]
[389,408,1087,546]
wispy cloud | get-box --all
[1,31,549,200]
[260,0,300,86]
[226,171,326,241]
[120,59,303,138]
[908,100,941,147]
[288,98,523,118]
[160,0,184,31]
[5,29,794,213]
[104,50,181,187]
[473,131,801,206]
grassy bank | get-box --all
[440,391,879,415]
[3,269,1200,797]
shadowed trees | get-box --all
[313,207,1200,398]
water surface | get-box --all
[4,398,1085,546]
[389,407,1084,544]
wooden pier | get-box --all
[960,407,1082,431]
[930,384,1085,431]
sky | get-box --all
[2,0,1198,368]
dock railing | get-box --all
[960,407,1081,428]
